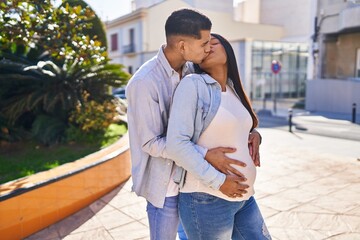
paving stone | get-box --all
[119,201,148,221]
[62,227,113,240]
[108,221,149,240]
[89,199,118,215]
[55,207,96,237]
[272,188,318,204]
[96,209,135,230]
[71,216,103,234]
[108,191,144,209]
[269,227,329,240]
[310,196,357,214]
[327,233,360,240]
[24,225,60,240]
[258,195,302,212]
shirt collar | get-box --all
[158,45,190,78]
[200,73,219,84]
[201,74,235,86]
[157,45,179,78]
[201,74,237,91]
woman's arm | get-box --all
[166,77,226,190]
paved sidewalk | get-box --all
[257,108,360,142]
[25,126,360,240]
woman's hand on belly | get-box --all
[231,162,257,188]
[205,147,247,177]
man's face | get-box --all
[182,30,211,64]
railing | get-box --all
[122,43,135,54]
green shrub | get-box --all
[0,0,130,145]
[31,114,67,145]
[67,92,119,143]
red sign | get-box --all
[271,60,281,74]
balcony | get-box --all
[340,6,360,31]
[122,43,135,55]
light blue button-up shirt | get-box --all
[126,46,208,208]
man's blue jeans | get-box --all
[146,196,187,240]
[179,193,271,240]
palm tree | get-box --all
[0,52,129,144]
[0,0,130,144]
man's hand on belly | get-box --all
[248,130,261,167]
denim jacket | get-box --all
[167,73,241,190]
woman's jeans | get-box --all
[179,193,271,240]
[146,196,187,240]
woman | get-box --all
[166,33,271,239]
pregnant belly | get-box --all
[181,151,257,201]
[228,153,257,187]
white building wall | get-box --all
[107,15,145,72]
[183,0,234,13]
[134,0,164,9]
[260,0,312,42]
[231,40,253,97]
[135,0,234,13]
[107,0,285,74]
[305,0,360,115]
[306,79,360,114]
[145,0,191,51]
[191,8,283,42]
[234,0,260,23]
[317,0,360,34]
[144,0,283,51]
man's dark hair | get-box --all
[165,8,212,39]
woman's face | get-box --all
[199,36,227,70]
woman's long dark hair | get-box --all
[194,33,259,130]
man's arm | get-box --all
[126,79,168,158]
[249,129,262,167]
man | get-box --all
[126,8,262,240]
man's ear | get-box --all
[178,40,185,54]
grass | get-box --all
[0,123,127,185]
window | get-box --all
[129,28,134,46]
[111,33,118,51]
[356,48,360,78]
[128,66,133,74]
[123,28,135,54]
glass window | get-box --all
[111,33,118,51]
[251,40,308,99]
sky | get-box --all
[54,0,132,21]
[83,0,132,21]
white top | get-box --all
[181,86,256,201]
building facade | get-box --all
[106,0,312,105]
[306,0,360,114]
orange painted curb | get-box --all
[0,133,131,240]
